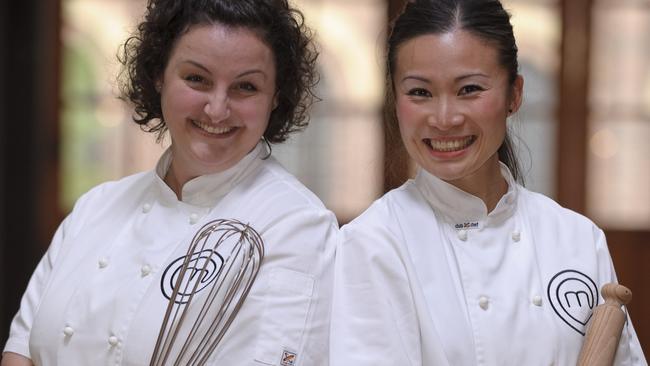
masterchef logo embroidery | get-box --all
[547,269,599,336]
[161,249,224,304]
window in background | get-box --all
[274,0,385,223]
[503,0,560,197]
[588,0,650,230]
[60,0,162,211]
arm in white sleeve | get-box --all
[330,224,423,366]
[594,228,648,366]
[2,216,69,359]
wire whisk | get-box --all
[150,219,264,366]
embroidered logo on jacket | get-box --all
[547,269,599,336]
[454,222,479,230]
[160,249,224,304]
[280,349,297,366]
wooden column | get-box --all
[557,0,592,213]
[606,231,650,353]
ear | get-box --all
[508,75,524,115]
[155,77,163,93]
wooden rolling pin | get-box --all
[577,283,632,366]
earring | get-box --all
[260,136,272,159]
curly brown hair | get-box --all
[118,0,319,144]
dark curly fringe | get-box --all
[117,0,319,144]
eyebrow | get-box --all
[400,72,489,84]
[182,60,210,73]
[181,60,267,79]
[455,72,489,81]
[236,69,267,79]
[400,75,430,84]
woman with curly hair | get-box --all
[2,1,336,365]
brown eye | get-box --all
[458,84,484,96]
[407,88,431,97]
[184,74,204,83]
[238,82,257,92]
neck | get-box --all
[448,157,508,212]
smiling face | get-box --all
[159,23,277,185]
[393,29,522,192]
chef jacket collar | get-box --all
[153,141,265,207]
[415,162,518,229]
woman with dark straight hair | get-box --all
[3,1,337,365]
[331,0,646,364]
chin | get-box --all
[421,163,469,182]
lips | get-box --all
[191,120,237,135]
[424,135,476,152]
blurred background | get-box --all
[1,0,648,354]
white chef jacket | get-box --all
[331,165,647,366]
[4,142,337,366]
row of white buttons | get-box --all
[476,295,543,310]
[63,326,120,347]
[456,230,521,242]
[98,258,153,277]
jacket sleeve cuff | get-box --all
[3,337,31,360]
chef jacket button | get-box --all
[108,335,119,346]
[532,295,543,306]
[142,203,152,213]
[63,326,75,337]
[189,213,199,225]
[478,296,489,310]
[457,229,468,241]
[141,264,152,277]
[98,258,109,269]
[511,230,521,242]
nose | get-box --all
[204,90,230,122]
[427,97,464,130]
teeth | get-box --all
[192,120,235,135]
[427,136,474,152]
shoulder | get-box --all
[520,187,599,226]
[232,157,337,227]
[518,186,604,242]
[249,157,330,212]
[74,171,152,207]
[341,181,425,252]
[64,171,154,229]
[345,180,425,231]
